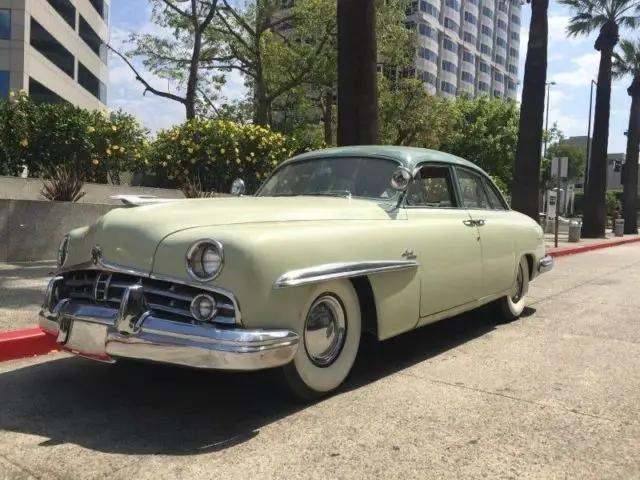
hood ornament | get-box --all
[91,245,102,265]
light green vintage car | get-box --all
[40,146,553,400]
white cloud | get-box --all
[551,52,599,86]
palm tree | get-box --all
[559,0,640,238]
[511,0,550,222]
[613,38,640,234]
[337,0,380,145]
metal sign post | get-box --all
[551,157,568,248]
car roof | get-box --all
[282,145,486,174]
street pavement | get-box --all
[1,245,640,479]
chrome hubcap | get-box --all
[512,264,524,303]
[303,295,347,367]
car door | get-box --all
[453,166,516,297]
[404,163,483,319]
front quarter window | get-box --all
[255,156,400,201]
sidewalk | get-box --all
[546,231,640,256]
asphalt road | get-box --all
[1,245,640,479]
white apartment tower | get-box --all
[0,0,110,108]
[405,0,521,99]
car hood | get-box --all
[67,196,397,272]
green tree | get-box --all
[442,94,520,190]
[546,138,587,181]
[510,0,550,222]
[0,90,32,176]
[378,76,454,148]
[112,0,221,120]
[559,0,640,237]
[612,38,640,234]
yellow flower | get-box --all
[111,125,117,131]
[87,126,95,133]
[112,145,120,151]
[92,159,99,165]
[106,149,111,156]
[19,138,28,147]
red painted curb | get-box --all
[549,235,640,257]
[0,327,60,362]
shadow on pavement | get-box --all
[0,305,536,456]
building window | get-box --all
[508,63,518,75]
[418,69,437,85]
[495,54,505,66]
[510,31,520,41]
[478,81,489,92]
[461,71,474,84]
[496,19,507,30]
[420,46,438,62]
[419,22,437,40]
[463,31,476,44]
[420,0,439,18]
[444,17,459,31]
[493,89,502,98]
[89,0,109,23]
[80,15,108,64]
[481,25,493,37]
[28,77,69,104]
[479,61,489,73]
[482,6,493,18]
[462,50,474,64]
[0,9,10,40]
[498,3,508,12]
[464,11,477,24]
[441,81,456,94]
[30,19,75,79]
[442,60,457,73]
[480,43,491,55]
[467,0,477,5]
[443,38,458,53]
[507,79,517,90]
[509,47,518,58]
[496,37,506,48]
[47,0,76,29]
[78,62,107,103]
[511,13,520,24]
[0,71,9,99]
[494,71,504,82]
[445,0,460,10]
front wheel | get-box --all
[497,256,530,322]
[281,279,362,402]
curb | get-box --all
[0,327,60,363]
[549,235,640,257]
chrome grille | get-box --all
[61,270,237,324]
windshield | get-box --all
[255,156,401,201]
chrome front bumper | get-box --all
[538,254,554,274]
[39,277,299,371]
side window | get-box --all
[456,168,491,209]
[481,177,507,210]
[406,165,456,207]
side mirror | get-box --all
[390,167,413,192]
[230,178,246,196]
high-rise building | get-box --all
[0,0,109,108]
[405,0,521,99]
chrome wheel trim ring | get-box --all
[303,294,347,368]
[511,263,524,303]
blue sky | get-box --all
[108,0,635,154]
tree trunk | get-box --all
[582,19,619,238]
[622,75,640,234]
[510,0,548,222]
[337,0,379,146]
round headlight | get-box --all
[186,240,224,281]
[190,294,218,322]
[57,235,69,267]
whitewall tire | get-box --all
[498,256,530,321]
[281,279,362,402]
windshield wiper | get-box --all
[304,190,352,199]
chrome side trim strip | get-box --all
[273,260,420,289]
[56,257,243,324]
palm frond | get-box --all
[612,37,640,79]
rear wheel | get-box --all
[281,279,362,402]
[497,256,530,321]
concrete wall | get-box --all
[0,198,116,263]
[0,176,185,204]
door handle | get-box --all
[463,219,475,227]
[475,219,486,227]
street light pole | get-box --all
[543,81,556,158]
[584,79,597,194]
